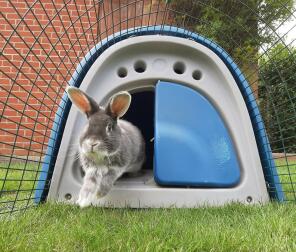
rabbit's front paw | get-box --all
[76,197,92,208]
[76,188,96,208]
[96,183,112,198]
[96,191,107,198]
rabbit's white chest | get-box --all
[88,152,105,164]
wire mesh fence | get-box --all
[0,0,295,215]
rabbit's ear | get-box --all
[107,91,131,118]
[66,86,100,117]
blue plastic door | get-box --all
[154,81,241,187]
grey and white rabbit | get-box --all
[66,86,145,208]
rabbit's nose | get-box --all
[90,142,99,151]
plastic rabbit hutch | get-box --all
[1,0,295,213]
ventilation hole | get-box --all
[246,196,253,203]
[173,62,185,74]
[117,67,127,78]
[192,70,202,80]
[134,60,147,73]
[65,193,72,200]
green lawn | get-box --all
[276,159,296,201]
[0,202,295,251]
[0,162,41,213]
[0,159,295,251]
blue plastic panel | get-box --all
[154,81,241,187]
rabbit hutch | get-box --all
[0,0,295,213]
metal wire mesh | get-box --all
[0,0,295,214]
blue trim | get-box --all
[35,26,284,203]
[34,92,69,203]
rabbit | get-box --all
[66,86,145,208]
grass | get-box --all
[0,202,295,251]
[0,162,41,213]
[276,159,296,201]
[0,159,295,251]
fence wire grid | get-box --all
[0,0,296,215]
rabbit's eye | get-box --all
[106,123,112,133]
